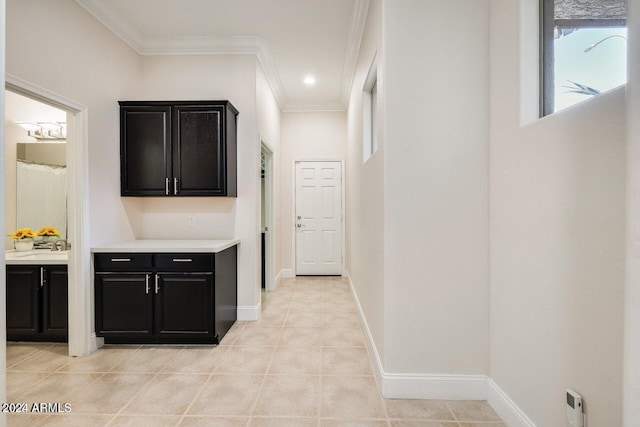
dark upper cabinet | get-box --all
[120,101,238,197]
[120,106,171,196]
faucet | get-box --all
[52,239,67,251]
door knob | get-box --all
[297,224,305,228]
[297,216,301,220]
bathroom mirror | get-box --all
[5,89,68,248]
[16,142,67,239]
[15,143,67,240]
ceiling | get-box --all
[75,0,370,112]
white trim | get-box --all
[73,0,369,112]
[487,378,538,427]
[5,74,91,357]
[260,140,276,292]
[279,269,295,279]
[292,159,346,276]
[382,373,487,400]
[0,2,6,412]
[348,271,537,425]
[340,0,371,108]
[237,303,261,321]
[346,270,383,386]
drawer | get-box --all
[154,253,214,271]
[94,253,153,271]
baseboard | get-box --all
[487,378,537,427]
[346,270,384,388]
[237,303,261,321]
[280,269,295,279]
[91,333,104,353]
[382,373,487,400]
[346,271,537,426]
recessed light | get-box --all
[303,75,316,85]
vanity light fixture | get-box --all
[16,121,67,140]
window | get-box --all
[363,57,378,161]
[541,0,627,116]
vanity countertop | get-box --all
[91,239,240,254]
[5,250,68,265]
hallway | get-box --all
[7,277,505,426]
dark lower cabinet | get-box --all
[6,265,68,342]
[94,246,237,344]
[95,273,154,339]
[155,273,214,340]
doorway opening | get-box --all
[261,142,275,291]
[5,75,91,358]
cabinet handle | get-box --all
[172,258,193,262]
[40,267,44,287]
[155,274,159,294]
[145,274,150,294]
[165,177,169,195]
[174,178,179,195]
[111,258,131,262]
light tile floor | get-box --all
[6,276,506,427]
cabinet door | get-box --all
[121,105,172,196]
[95,273,154,340]
[42,266,68,341]
[6,266,40,338]
[173,105,226,196]
[154,273,214,342]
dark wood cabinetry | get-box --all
[6,265,68,342]
[94,246,237,344]
[120,101,238,197]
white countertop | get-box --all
[91,239,240,253]
[5,250,69,265]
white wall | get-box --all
[489,1,625,426]
[6,0,142,247]
[5,0,281,337]
[625,0,640,425]
[0,0,6,418]
[256,62,282,276]
[134,54,261,314]
[279,111,347,275]
[383,0,489,375]
[346,0,387,370]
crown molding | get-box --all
[281,102,348,113]
[75,0,146,52]
[74,0,364,112]
[340,0,371,107]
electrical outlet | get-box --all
[187,215,196,226]
[566,389,584,427]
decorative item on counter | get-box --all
[35,226,61,249]
[8,227,35,251]
[36,226,61,238]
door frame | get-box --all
[292,159,346,277]
[261,140,276,291]
[5,74,92,357]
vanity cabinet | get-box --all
[94,246,237,344]
[6,265,68,342]
[119,101,238,197]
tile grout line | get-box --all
[244,292,289,424]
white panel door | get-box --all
[295,161,342,275]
